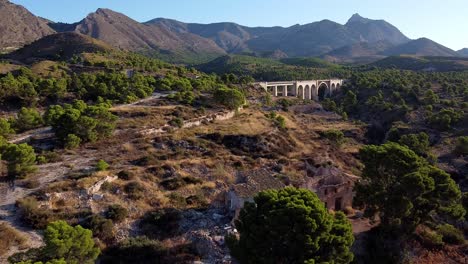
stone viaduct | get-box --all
[256,79,344,101]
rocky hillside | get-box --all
[50,8,225,63]
[0,0,54,51]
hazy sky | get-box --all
[11,0,468,50]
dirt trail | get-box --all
[0,152,95,261]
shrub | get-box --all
[437,224,465,245]
[117,170,135,181]
[418,227,444,248]
[169,117,184,128]
[17,197,55,229]
[454,136,468,156]
[0,223,27,256]
[96,160,109,171]
[106,204,128,223]
[83,215,114,242]
[125,181,145,200]
[321,130,345,147]
[140,209,181,239]
[64,134,81,149]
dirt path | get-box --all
[0,152,96,261]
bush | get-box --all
[169,117,184,128]
[117,170,135,181]
[17,197,55,229]
[106,204,128,223]
[321,130,345,147]
[418,227,444,248]
[140,209,181,239]
[437,224,465,245]
[454,136,468,156]
[83,215,114,242]
[125,181,145,200]
[64,134,81,149]
[0,223,27,256]
[96,160,109,171]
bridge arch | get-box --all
[318,82,329,101]
[297,85,304,99]
[305,85,311,100]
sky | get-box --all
[10,0,468,51]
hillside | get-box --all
[197,54,347,81]
[51,9,225,63]
[4,32,113,63]
[322,41,392,63]
[371,55,468,71]
[459,48,468,57]
[382,38,459,57]
[0,0,54,52]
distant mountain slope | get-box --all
[372,55,468,71]
[458,48,468,57]
[382,38,459,57]
[51,9,225,63]
[5,32,112,62]
[0,0,55,51]
[147,14,411,58]
[322,41,392,63]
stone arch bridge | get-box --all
[256,79,344,101]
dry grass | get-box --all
[0,223,27,256]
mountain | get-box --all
[5,32,112,63]
[458,48,468,57]
[51,8,225,63]
[147,14,410,58]
[0,0,55,51]
[322,41,393,63]
[345,14,409,45]
[382,38,459,57]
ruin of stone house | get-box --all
[301,163,359,211]
[226,164,359,221]
[226,169,285,220]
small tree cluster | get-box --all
[44,100,117,146]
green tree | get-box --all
[96,160,109,171]
[13,108,43,132]
[398,132,430,156]
[354,143,465,233]
[342,90,358,113]
[2,143,37,178]
[43,221,100,264]
[0,118,14,138]
[213,86,245,110]
[228,187,354,264]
